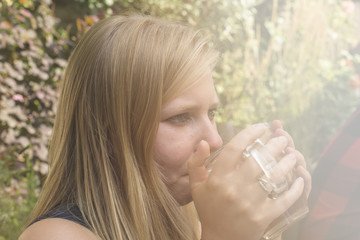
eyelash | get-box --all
[168,113,192,124]
[208,109,217,120]
[168,109,217,124]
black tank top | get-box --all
[29,204,89,229]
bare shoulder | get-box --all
[18,218,100,240]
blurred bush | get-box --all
[0,0,70,238]
[0,155,38,240]
[205,0,360,167]
[145,0,360,166]
[107,0,360,165]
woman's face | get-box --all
[153,73,223,205]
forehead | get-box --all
[161,74,219,111]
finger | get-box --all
[211,123,267,175]
[263,136,288,158]
[274,128,295,148]
[188,140,210,190]
[274,177,305,210]
[268,153,296,184]
[294,150,306,169]
[270,120,283,131]
[286,148,307,169]
[295,165,312,198]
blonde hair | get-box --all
[29,14,219,240]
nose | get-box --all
[203,121,223,152]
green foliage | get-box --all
[0,0,70,237]
[143,0,360,166]
[0,155,39,239]
[0,0,69,173]
[211,0,360,165]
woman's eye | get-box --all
[208,109,217,120]
[168,113,192,123]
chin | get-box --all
[168,176,192,205]
[176,194,193,206]
[173,188,192,206]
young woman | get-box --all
[19,14,311,240]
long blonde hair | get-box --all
[29,14,219,240]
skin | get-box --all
[19,73,222,240]
[188,122,311,240]
[18,218,100,240]
[155,72,311,240]
[153,73,223,205]
[20,73,311,240]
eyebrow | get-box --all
[167,99,220,114]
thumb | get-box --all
[188,140,210,191]
[271,120,283,130]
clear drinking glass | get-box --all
[205,122,309,240]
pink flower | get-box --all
[350,74,360,89]
[19,9,33,18]
[20,189,28,196]
[342,0,355,14]
[12,94,24,102]
[346,60,353,66]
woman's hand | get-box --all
[270,120,312,198]
[188,122,310,240]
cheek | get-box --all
[153,125,195,180]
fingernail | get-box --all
[288,153,296,158]
[296,177,304,185]
[286,147,295,153]
[296,165,306,171]
[278,136,287,143]
[288,153,296,162]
